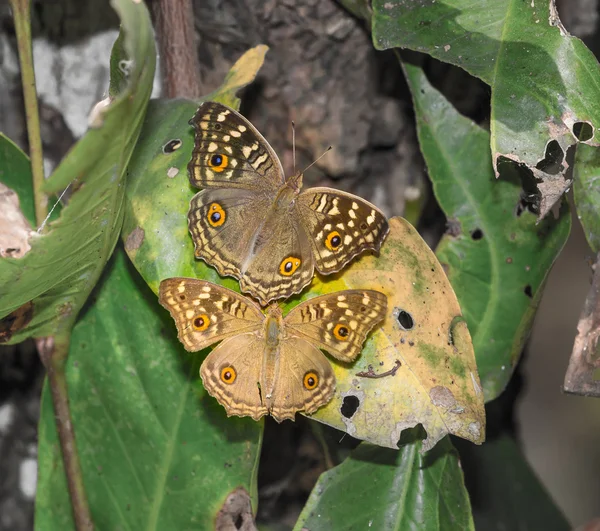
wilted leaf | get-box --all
[403,62,570,401]
[295,435,474,530]
[0,0,156,342]
[303,217,485,450]
[371,0,600,218]
[35,251,262,530]
[0,133,35,225]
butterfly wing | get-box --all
[284,290,388,362]
[188,101,285,190]
[188,188,272,280]
[158,278,264,352]
[296,188,389,274]
[267,336,336,422]
[200,334,269,421]
[237,210,315,306]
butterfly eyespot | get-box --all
[279,257,301,276]
[178,294,186,301]
[325,230,343,251]
[214,123,222,131]
[208,153,228,172]
[333,323,350,341]
[303,372,319,390]
[192,314,210,331]
[360,222,368,231]
[220,366,236,384]
[207,203,226,227]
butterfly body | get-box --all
[159,278,387,422]
[187,102,390,306]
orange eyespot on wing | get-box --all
[207,153,229,172]
[325,230,343,251]
[333,323,350,341]
[303,371,319,390]
[192,314,210,331]
[220,366,237,384]
[207,203,226,227]
[279,256,302,276]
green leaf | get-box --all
[456,434,569,531]
[371,0,600,217]
[0,0,155,342]
[0,133,35,225]
[35,251,262,530]
[404,63,571,401]
[295,435,474,530]
[573,144,600,253]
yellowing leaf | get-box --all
[302,217,485,451]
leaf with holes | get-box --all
[0,0,155,343]
[370,0,600,218]
[297,217,485,450]
[35,251,262,530]
[403,63,571,401]
[573,144,600,253]
[295,435,474,530]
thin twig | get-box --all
[153,0,202,98]
[9,0,47,226]
[38,334,94,531]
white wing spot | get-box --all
[344,235,353,245]
[238,125,247,132]
[352,202,359,210]
[230,130,241,138]
[185,309,195,319]
[208,142,218,152]
[217,112,229,122]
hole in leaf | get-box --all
[471,228,483,240]
[535,140,564,175]
[573,121,593,142]
[341,395,360,418]
[395,309,414,330]
[524,285,533,298]
[397,424,427,447]
[162,138,182,153]
[234,514,244,529]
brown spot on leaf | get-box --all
[0,301,34,343]
[429,385,457,409]
[0,183,35,258]
[215,487,255,531]
[125,227,145,252]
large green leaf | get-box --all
[0,0,155,342]
[456,434,569,531]
[35,251,262,529]
[404,63,570,401]
[573,144,600,253]
[371,0,600,218]
[295,435,474,530]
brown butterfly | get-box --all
[159,278,387,422]
[187,102,389,306]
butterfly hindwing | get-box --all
[158,278,264,352]
[297,188,390,275]
[188,101,285,190]
[188,188,271,279]
[284,289,388,363]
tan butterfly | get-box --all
[187,102,389,306]
[159,278,387,422]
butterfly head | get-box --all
[285,171,304,193]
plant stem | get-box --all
[38,334,94,531]
[153,0,202,98]
[10,0,47,226]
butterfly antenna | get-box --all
[300,146,332,176]
[292,120,296,175]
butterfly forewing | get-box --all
[297,188,390,275]
[158,278,264,352]
[284,290,388,363]
[188,102,285,190]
